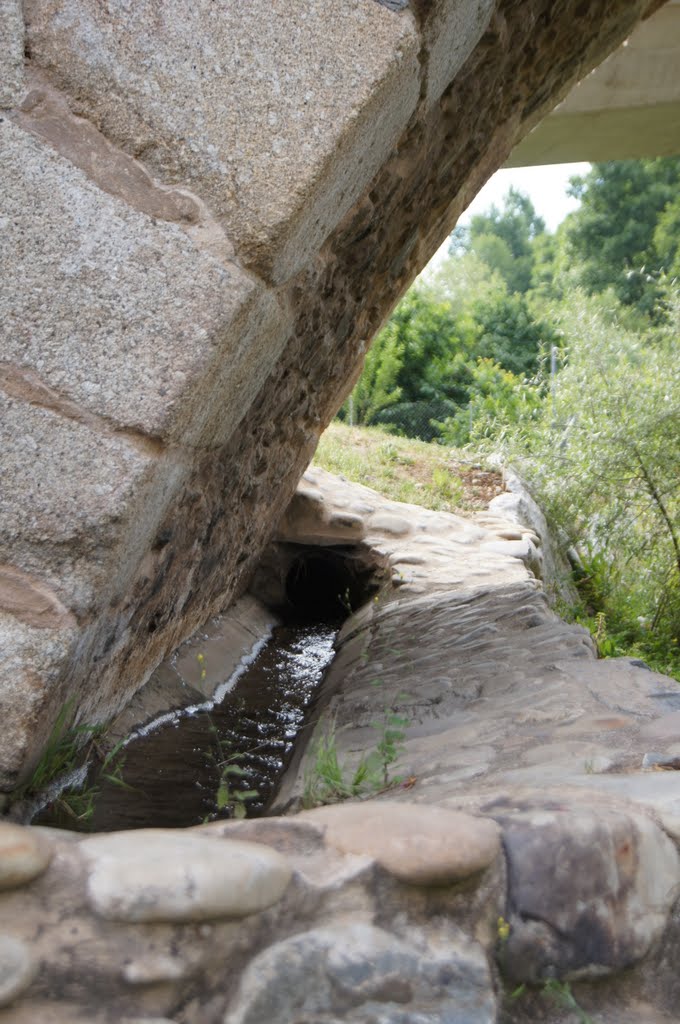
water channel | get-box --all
[32,544,384,832]
[88,621,337,830]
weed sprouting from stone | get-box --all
[302,686,409,809]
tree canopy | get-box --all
[338,156,680,676]
[564,158,680,314]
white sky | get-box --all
[422,161,591,275]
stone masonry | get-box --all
[1,468,680,1021]
[0,0,666,785]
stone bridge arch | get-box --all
[0,0,668,788]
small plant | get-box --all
[364,680,408,786]
[302,721,371,808]
[430,466,464,506]
[507,980,595,1024]
[542,980,596,1024]
[22,701,101,796]
[215,757,259,820]
[12,702,133,824]
[207,720,259,820]
[366,709,408,787]
[302,693,408,809]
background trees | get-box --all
[564,159,680,316]
[338,157,680,673]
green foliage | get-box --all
[450,187,546,294]
[215,760,259,820]
[21,701,97,797]
[654,193,680,280]
[302,722,372,808]
[208,721,259,820]
[475,289,680,678]
[507,979,595,1023]
[313,423,481,514]
[14,702,132,824]
[302,695,408,809]
[470,290,556,377]
[343,321,404,426]
[366,708,408,787]
[564,158,680,316]
[541,981,596,1024]
[344,225,554,443]
[436,357,543,447]
[342,287,469,440]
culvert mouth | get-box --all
[284,547,376,622]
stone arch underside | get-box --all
[0,0,666,788]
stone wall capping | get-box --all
[300,800,501,884]
[80,830,293,923]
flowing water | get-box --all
[35,621,338,831]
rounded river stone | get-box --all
[0,823,52,890]
[0,936,36,1007]
[303,800,500,884]
[80,830,292,923]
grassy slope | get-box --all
[313,422,504,514]
[314,423,680,681]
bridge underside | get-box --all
[508,0,680,165]
[0,0,668,787]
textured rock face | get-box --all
[0,809,505,1023]
[1,471,680,1020]
[0,0,663,785]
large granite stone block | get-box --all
[23,0,422,281]
[0,0,24,108]
[1,120,289,448]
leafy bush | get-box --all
[475,289,680,677]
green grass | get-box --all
[302,722,371,808]
[302,696,408,810]
[313,422,502,513]
[13,702,131,824]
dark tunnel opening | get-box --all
[284,546,383,624]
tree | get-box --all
[471,290,556,378]
[483,290,680,648]
[436,358,543,447]
[450,187,546,294]
[342,320,404,426]
[653,193,680,281]
[343,287,470,440]
[564,158,680,316]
